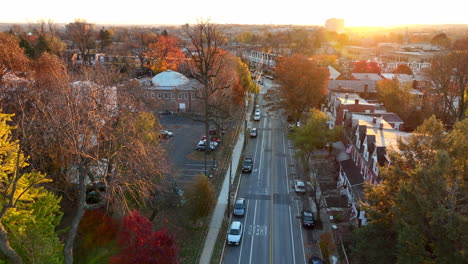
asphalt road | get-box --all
[224,80,313,264]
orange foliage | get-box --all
[145,35,185,74]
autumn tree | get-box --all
[29,19,66,57]
[98,28,114,52]
[65,19,96,66]
[351,116,468,263]
[264,54,329,123]
[392,64,413,75]
[431,33,451,48]
[0,33,30,83]
[426,53,468,124]
[144,35,185,74]
[351,60,381,74]
[185,175,216,221]
[376,78,426,129]
[110,210,178,264]
[452,35,468,50]
[182,20,232,154]
[0,112,63,264]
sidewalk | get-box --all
[198,122,245,264]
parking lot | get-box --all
[159,113,217,188]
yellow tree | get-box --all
[0,112,63,264]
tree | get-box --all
[431,33,451,48]
[182,19,231,156]
[309,168,328,227]
[98,29,114,52]
[264,54,329,124]
[144,35,185,74]
[352,117,468,263]
[185,175,215,221]
[65,19,95,66]
[392,64,413,75]
[376,78,425,129]
[0,33,30,83]
[452,36,468,50]
[426,53,468,124]
[0,112,63,264]
[352,60,381,74]
[110,210,178,264]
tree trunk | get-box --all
[63,164,87,264]
[0,223,22,264]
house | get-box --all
[141,70,203,113]
[327,80,377,100]
[337,113,410,226]
[351,73,383,82]
[328,65,342,80]
[325,92,377,127]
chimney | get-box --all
[372,116,377,124]
[345,93,349,99]
[355,99,359,105]
[379,123,384,130]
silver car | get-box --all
[233,198,246,217]
[294,180,306,193]
[227,221,243,245]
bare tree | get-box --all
[66,19,95,66]
[182,20,231,157]
[310,167,327,226]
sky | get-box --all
[2,0,467,27]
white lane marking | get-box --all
[288,205,297,264]
[238,199,249,264]
[296,199,306,263]
[248,200,258,264]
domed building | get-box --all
[142,70,202,113]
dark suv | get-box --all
[242,157,253,173]
[301,210,314,228]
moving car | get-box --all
[308,257,324,264]
[301,210,315,228]
[294,179,306,193]
[242,157,253,173]
[233,198,246,217]
[254,113,261,121]
[227,221,243,246]
[250,128,257,138]
[255,108,261,115]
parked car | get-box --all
[159,129,173,139]
[201,136,221,144]
[227,221,243,246]
[250,128,257,138]
[294,179,306,193]
[308,257,324,264]
[254,113,261,121]
[255,108,261,115]
[301,210,314,228]
[196,140,217,151]
[242,157,253,173]
[233,198,246,217]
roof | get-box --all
[151,70,190,87]
[351,73,383,81]
[331,92,372,106]
[382,73,413,83]
[351,112,404,124]
[328,65,341,80]
[328,80,376,93]
[339,159,364,186]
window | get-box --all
[191,93,196,99]
[151,93,154,98]
[178,93,183,99]
[157,93,162,99]
[184,93,189,99]
[164,93,169,99]
[171,93,175,99]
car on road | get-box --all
[255,108,261,115]
[294,179,306,193]
[250,128,257,138]
[227,221,243,245]
[233,198,246,217]
[301,210,315,228]
[254,113,261,121]
[242,157,253,173]
[201,136,221,144]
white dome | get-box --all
[151,70,190,87]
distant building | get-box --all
[140,70,202,113]
[325,18,345,34]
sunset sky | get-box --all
[2,0,467,27]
